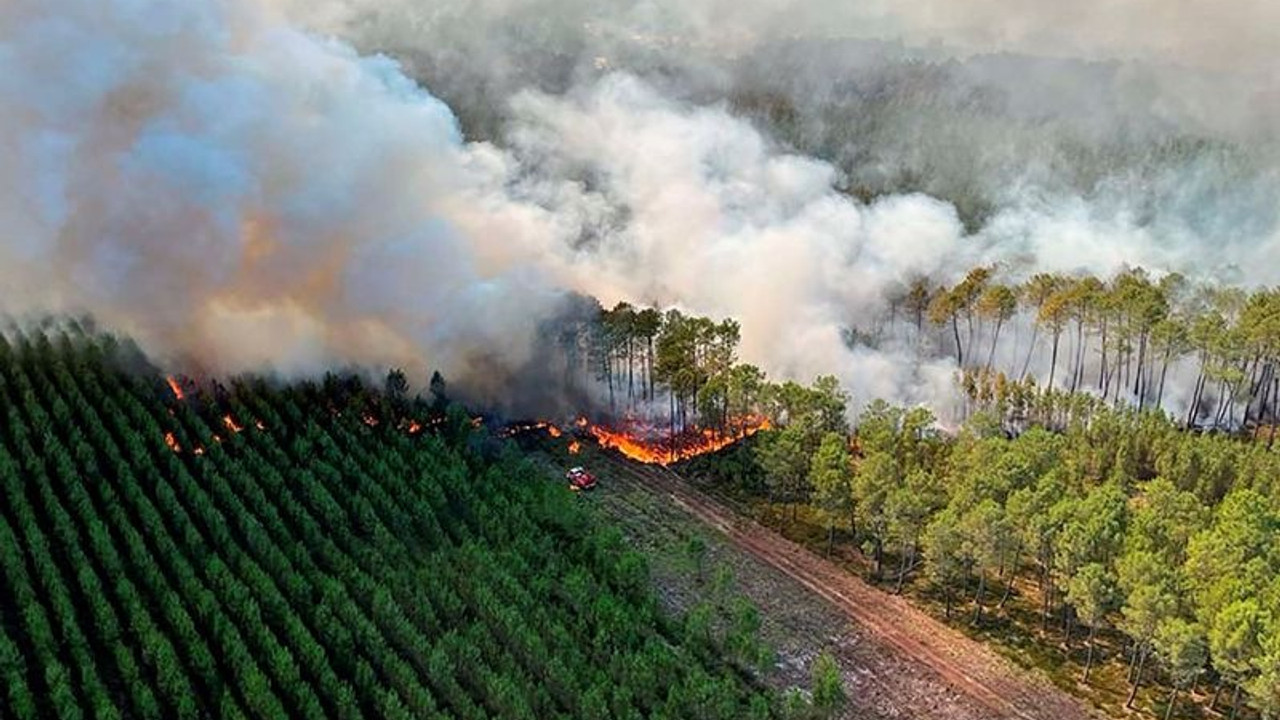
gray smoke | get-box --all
[4,0,1279,417]
[1,0,567,395]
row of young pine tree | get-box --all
[0,325,784,720]
[710,397,1279,719]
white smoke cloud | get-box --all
[502,75,976,404]
[5,0,1280,419]
[1,0,564,384]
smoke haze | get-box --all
[4,0,1279,415]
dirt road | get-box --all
[601,457,1100,720]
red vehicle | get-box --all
[566,466,597,492]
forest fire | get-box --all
[222,414,244,433]
[165,376,185,401]
[498,420,563,438]
[499,414,769,464]
[164,432,180,453]
[587,416,771,466]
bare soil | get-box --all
[582,450,1103,720]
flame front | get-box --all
[223,414,245,433]
[165,432,181,453]
[499,420,563,438]
[588,415,771,466]
[568,440,581,454]
[166,376,185,401]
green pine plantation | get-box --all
[0,325,777,720]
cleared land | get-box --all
[585,450,1102,720]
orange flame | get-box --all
[255,420,266,431]
[568,440,581,454]
[164,432,181,453]
[223,414,244,433]
[165,376,185,401]
[588,415,771,466]
[407,420,422,434]
[498,420,564,439]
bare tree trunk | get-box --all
[1097,319,1109,390]
[971,572,986,625]
[627,336,635,407]
[895,542,913,594]
[1253,362,1274,426]
[1082,623,1098,683]
[986,319,1004,370]
[1215,379,1231,428]
[1187,368,1207,426]
[1022,324,1040,380]
[1047,331,1061,390]
[952,314,964,367]
[966,312,976,365]
[1163,688,1178,720]
[1127,646,1148,709]
[647,336,655,401]
[669,387,676,462]
[1271,375,1280,450]
[1062,604,1074,657]
[1041,569,1054,633]
[1071,320,1086,392]
[998,544,1021,610]
[1156,346,1172,409]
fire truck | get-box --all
[565,466,597,492]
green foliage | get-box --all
[693,383,1280,717]
[0,328,777,719]
[809,651,845,715]
[808,433,853,533]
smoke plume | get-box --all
[4,0,1280,416]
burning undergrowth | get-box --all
[586,415,772,465]
[498,413,772,466]
[161,380,768,467]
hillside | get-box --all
[0,328,775,720]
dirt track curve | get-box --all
[607,459,1100,720]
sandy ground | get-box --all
[583,451,1103,720]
